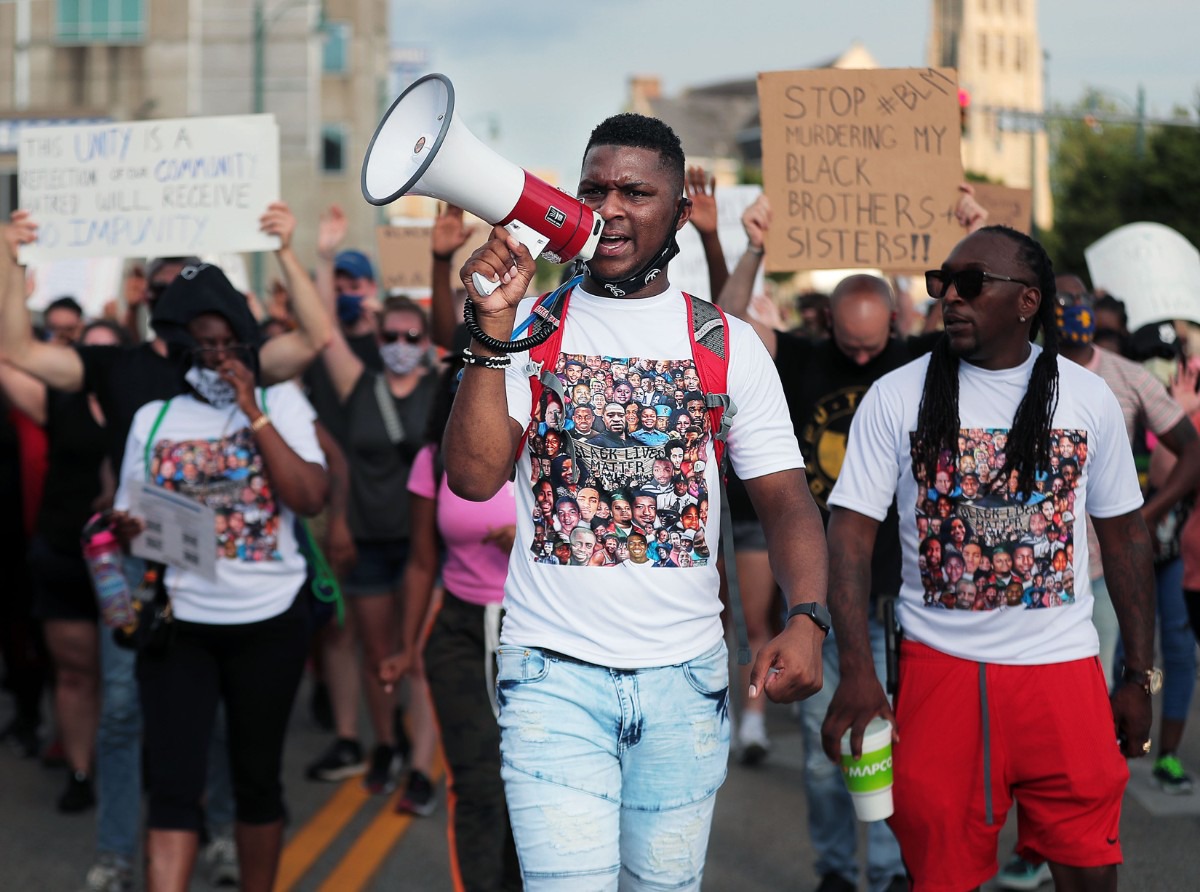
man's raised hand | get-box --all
[461,226,536,318]
[686,166,719,236]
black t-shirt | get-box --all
[0,411,28,580]
[343,370,437,542]
[37,390,110,553]
[731,331,940,599]
[303,333,382,445]
[77,343,187,474]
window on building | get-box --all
[323,21,351,74]
[321,125,346,174]
[56,0,145,43]
[996,35,1005,69]
[1015,37,1025,71]
[979,33,988,69]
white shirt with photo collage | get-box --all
[501,284,804,668]
[115,382,325,625]
[828,345,1144,665]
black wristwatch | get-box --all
[1120,664,1164,696]
[786,602,832,636]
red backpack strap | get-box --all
[683,292,751,665]
[682,293,736,474]
[515,288,574,463]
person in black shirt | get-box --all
[1,319,127,814]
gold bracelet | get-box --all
[250,414,273,433]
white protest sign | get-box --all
[17,115,280,264]
[672,185,764,302]
[26,256,124,317]
[1085,223,1200,332]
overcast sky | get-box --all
[386,0,1199,183]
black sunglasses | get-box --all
[381,328,424,345]
[925,269,1034,300]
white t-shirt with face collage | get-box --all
[115,382,325,625]
[828,346,1144,665]
[501,285,804,668]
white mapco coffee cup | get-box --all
[840,717,894,822]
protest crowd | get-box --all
[2,96,1200,892]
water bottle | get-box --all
[82,514,136,629]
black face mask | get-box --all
[581,199,687,298]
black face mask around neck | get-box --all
[581,199,687,298]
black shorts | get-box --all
[29,536,99,623]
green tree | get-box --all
[1045,90,1200,279]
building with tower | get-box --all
[929,0,1052,229]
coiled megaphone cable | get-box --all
[463,272,582,354]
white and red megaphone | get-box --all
[361,73,603,295]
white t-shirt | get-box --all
[115,382,325,625]
[500,284,803,667]
[828,346,1143,665]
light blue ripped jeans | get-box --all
[496,639,730,892]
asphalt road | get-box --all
[3,653,1200,891]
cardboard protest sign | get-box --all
[1085,223,1200,331]
[672,184,764,302]
[17,115,280,264]
[757,67,964,272]
[969,183,1032,234]
[376,218,487,296]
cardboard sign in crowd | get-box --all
[757,67,966,273]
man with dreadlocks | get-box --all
[820,226,1156,891]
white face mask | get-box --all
[380,341,425,376]
[185,365,237,408]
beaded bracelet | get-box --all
[462,347,512,369]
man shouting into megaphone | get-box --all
[443,113,829,890]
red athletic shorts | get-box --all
[888,640,1129,892]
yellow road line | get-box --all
[317,756,446,892]
[274,777,371,892]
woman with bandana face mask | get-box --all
[305,293,441,804]
[109,305,329,892]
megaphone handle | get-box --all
[470,220,550,297]
[471,272,502,296]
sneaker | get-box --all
[814,873,856,892]
[363,743,401,795]
[305,737,366,781]
[395,769,438,816]
[995,855,1051,891]
[203,835,239,887]
[58,770,96,813]
[737,712,770,766]
[82,854,133,892]
[1153,754,1195,794]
